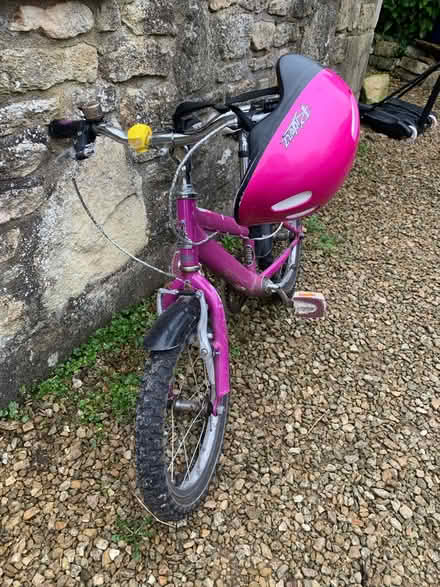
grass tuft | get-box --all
[304,215,339,253]
[33,299,156,423]
[112,515,153,560]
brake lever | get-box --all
[73,120,96,160]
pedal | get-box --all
[293,291,326,319]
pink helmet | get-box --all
[234,54,360,226]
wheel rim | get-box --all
[165,340,221,495]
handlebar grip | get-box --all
[48,119,83,139]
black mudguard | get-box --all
[144,294,201,351]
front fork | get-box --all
[157,277,230,415]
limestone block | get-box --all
[0,296,25,340]
[250,21,275,51]
[119,83,178,128]
[0,229,20,264]
[268,0,289,16]
[0,45,97,94]
[329,35,347,66]
[396,67,440,89]
[273,23,297,48]
[100,36,172,82]
[301,2,338,63]
[217,62,248,83]
[369,55,397,71]
[374,39,400,58]
[358,3,377,32]
[174,0,213,94]
[122,0,176,35]
[64,83,119,118]
[249,55,275,72]
[422,71,440,89]
[0,128,48,179]
[396,68,418,83]
[400,56,430,76]
[9,2,94,39]
[0,98,58,138]
[337,0,361,32]
[0,265,25,288]
[362,73,390,103]
[291,0,317,18]
[209,0,236,10]
[36,138,148,312]
[0,177,46,225]
[96,0,121,32]
[239,0,268,12]
[334,31,375,95]
[216,12,252,60]
[405,45,434,65]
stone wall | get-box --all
[368,37,440,90]
[0,0,381,405]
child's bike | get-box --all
[49,54,359,521]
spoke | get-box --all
[165,336,216,487]
[169,406,204,472]
[170,404,175,481]
[187,348,201,401]
[182,432,190,478]
[184,417,207,482]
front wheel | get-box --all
[136,330,229,521]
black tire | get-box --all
[136,330,229,521]
[267,220,304,298]
[280,229,303,296]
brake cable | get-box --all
[72,177,180,281]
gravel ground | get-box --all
[1,88,440,586]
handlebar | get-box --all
[48,98,276,159]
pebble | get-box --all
[23,507,39,520]
[32,573,45,585]
[95,538,109,551]
[399,505,413,520]
[390,517,402,531]
[234,478,245,491]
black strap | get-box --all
[374,61,440,106]
[173,100,227,130]
[418,73,440,131]
[173,86,279,131]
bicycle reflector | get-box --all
[128,124,152,153]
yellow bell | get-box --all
[127,123,153,153]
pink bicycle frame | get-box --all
[160,197,302,411]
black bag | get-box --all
[359,61,440,140]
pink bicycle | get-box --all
[50,54,359,521]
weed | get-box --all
[221,234,242,255]
[35,300,155,423]
[230,345,241,358]
[112,515,153,560]
[0,401,19,420]
[317,233,338,252]
[109,372,140,420]
[357,140,370,157]
[304,215,325,234]
[75,372,140,425]
[0,400,30,422]
[304,215,339,253]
